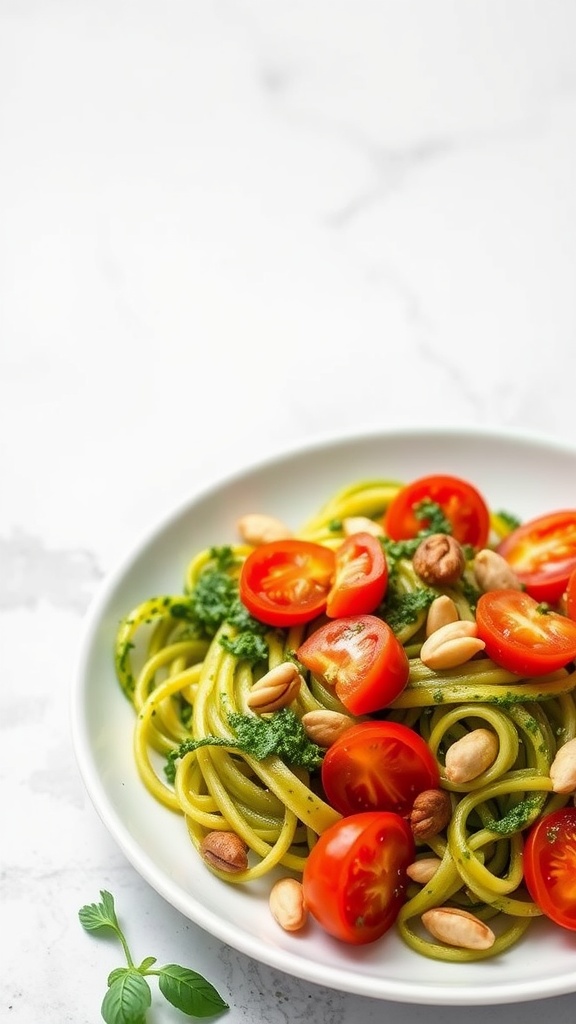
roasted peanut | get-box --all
[444,728,499,784]
[420,619,485,670]
[269,877,308,932]
[473,548,522,592]
[301,709,355,747]
[237,513,292,546]
[200,831,249,873]
[550,737,576,793]
[246,662,302,714]
[413,533,466,587]
[409,788,452,840]
[421,907,495,950]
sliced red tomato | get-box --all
[296,614,409,715]
[302,810,414,944]
[497,510,576,604]
[476,589,576,676]
[239,539,335,627]
[383,473,490,548]
[325,532,388,618]
[523,806,576,931]
[566,567,576,621]
[320,720,439,817]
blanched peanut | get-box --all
[473,548,522,592]
[342,516,384,537]
[425,595,459,638]
[246,663,302,714]
[237,513,292,546]
[269,878,308,932]
[444,728,499,784]
[406,857,442,884]
[301,709,355,747]
[420,620,485,670]
[421,907,495,950]
[550,737,576,794]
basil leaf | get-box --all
[101,971,151,1024]
[158,964,229,1017]
[79,890,119,933]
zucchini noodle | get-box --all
[114,477,576,962]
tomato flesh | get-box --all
[383,474,490,548]
[321,720,439,817]
[523,806,576,931]
[239,539,335,627]
[497,510,576,604]
[297,614,409,716]
[566,568,576,621]
[476,589,576,676]
[326,532,388,618]
[302,811,415,944]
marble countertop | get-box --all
[2,2,576,1021]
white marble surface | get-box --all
[2,1,576,1021]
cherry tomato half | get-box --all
[238,539,335,627]
[523,806,576,931]
[497,510,576,604]
[296,614,409,716]
[302,811,415,944]
[325,532,388,619]
[566,567,576,621]
[383,473,490,548]
[476,589,576,676]
[321,720,440,817]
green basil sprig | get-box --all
[79,890,229,1023]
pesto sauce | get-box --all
[486,796,540,836]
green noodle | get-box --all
[114,476,576,962]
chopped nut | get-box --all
[409,788,452,840]
[425,595,459,637]
[301,709,355,747]
[342,516,384,537]
[444,728,499,784]
[420,619,485,670]
[421,907,495,950]
[406,857,442,884]
[269,877,308,932]
[473,548,522,592]
[413,533,466,587]
[200,831,249,873]
[237,512,292,546]
[550,737,576,793]
[246,662,302,714]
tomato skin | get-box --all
[296,614,410,716]
[239,540,336,627]
[383,473,490,548]
[497,510,576,604]
[320,720,440,817]
[566,568,576,621]
[476,589,576,676]
[523,807,576,931]
[302,811,415,944]
[325,532,388,619]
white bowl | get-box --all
[71,426,576,1006]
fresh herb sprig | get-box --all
[79,890,229,1023]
